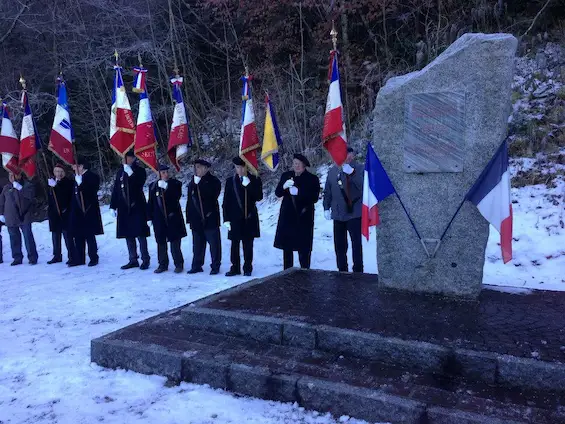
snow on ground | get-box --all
[0,168,564,424]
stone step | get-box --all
[180,305,565,393]
[91,310,565,424]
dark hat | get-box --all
[54,162,66,169]
[347,146,355,153]
[232,156,245,166]
[194,159,211,167]
[158,164,170,171]
[76,157,89,168]
[125,149,135,158]
[293,153,310,167]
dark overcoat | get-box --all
[147,178,187,243]
[110,163,150,239]
[0,180,35,227]
[48,177,73,233]
[185,172,221,232]
[273,170,320,252]
[69,170,103,237]
[222,174,263,241]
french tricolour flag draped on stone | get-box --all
[19,91,41,178]
[465,140,513,263]
[48,76,75,165]
[167,76,191,171]
[133,67,157,172]
[0,102,20,174]
[239,73,260,176]
[322,51,348,167]
[362,142,396,240]
[110,65,136,157]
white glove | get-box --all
[158,180,168,190]
[283,179,294,190]
[75,175,83,186]
[48,178,57,188]
[12,181,22,191]
[342,163,354,175]
[194,175,201,185]
[123,164,134,176]
[324,210,331,220]
[111,209,117,218]
[223,222,231,231]
[241,176,251,187]
[0,215,5,224]
[289,186,298,196]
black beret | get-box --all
[293,153,310,167]
[194,159,211,167]
[232,156,245,166]
[76,157,90,168]
[347,146,354,153]
[125,149,135,158]
[158,164,170,171]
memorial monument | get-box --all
[373,33,518,298]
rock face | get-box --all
[373,33,518,298]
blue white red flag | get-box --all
[322,51,348,166]
[465,140,513,263]
[362,142,396,240]
[110,63,135,156]
[133,67,158,172]
[48,75,75,165]
[132,66,147,93]
[19,91,41,178]
[239,72,260,176]
[167,75,191,171]
[0,102,20,174]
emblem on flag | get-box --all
[261,92,282,172]
[133,64,158,172]
[110,51,136,157]
[167,72,191,171]
[239,69,260,176]
[48,74,75,165]
[0,101,20,174]
[18,77,41,178]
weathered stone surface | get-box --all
[182,354,229,390]
[497,354,565,390]
[452,349,497,383]
[373,33,518,298]
[282,321,316,349]
[427,407,527,424]
[228,364,298,403]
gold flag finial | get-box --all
[330,20,338,51]
[19,75,27,90]
[244,66,249,78]
[113,49,119,64]
[137,52,143,68]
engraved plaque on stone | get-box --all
[404,91,465,173]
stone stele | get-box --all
[373,33,518,299]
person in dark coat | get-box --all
[274,153,320,269]
[0,172,38,265]
[70,158,103,267]
[222,156,263,277]
[0,171,6,264]
[323,146,364,273]
[147,164,186,274]
[185,159,222,275]
[110,150,151,270]
[47,163,76,265]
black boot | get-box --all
[140,261,150,270]
[174,266,183,274]
[187,267,203,274]
[225,268,241,277]
[154,266,167,274]
[47,257,62,265]
[121,261,139,270]
[11,260,22,266]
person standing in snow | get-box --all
[70,158,103,267]
[222,156,263,277]
[323,146,364,273]
[0,172,38,266]
[147,164,186,274]
[46,163,76,265]
[109,149,151,271]
[185,159,222,275]
[274,153,320,269]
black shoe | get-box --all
[68,261,82,267]
[174,266,183,274]
[154,266,167,274]
[243,271,252,277]
[29,260,38,265]
[225,270,241,277]
[187,268,203,274]
[140,261,150,270]
[121,262,139,270]
[210,269,220,275]
[47,257,62,265]
[88,259,99,267]
[66,260,70,265]
[0,259,3,264]
[11,260,22,266]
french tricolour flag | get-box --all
[322,51,348,167]
[110,65,136,156]
[362,142,396,240]
[167,76,191,171]
[19,91,41,178]
[133,67,157,173]
[48,77,75,165]
[0,102,20,174]
[239,73,260,176]
[465,140,513,263]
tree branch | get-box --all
[0,1,31,45]
[522,0,553,37]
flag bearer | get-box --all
[47,163,75,265]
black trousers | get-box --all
[283,249,311,270]
[191,228,221,271]
[8,224,38,263]
[52,230,75,262]
[126,237,150,264]
[333,217,363,272]
[157,239,184,268]
[230,238,254,273]
[74,235,98,264]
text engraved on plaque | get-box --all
[404,91,465,173]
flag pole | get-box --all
[393,191,430,257]
[431,197,467,257]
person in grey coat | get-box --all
[323,146,364,273]
[0,172,38,265]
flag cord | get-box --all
[432,197,466,257]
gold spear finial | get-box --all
[330,20,338,51]
[113,49,119,64]
[245,66,249,78]
[19,75,27,90]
